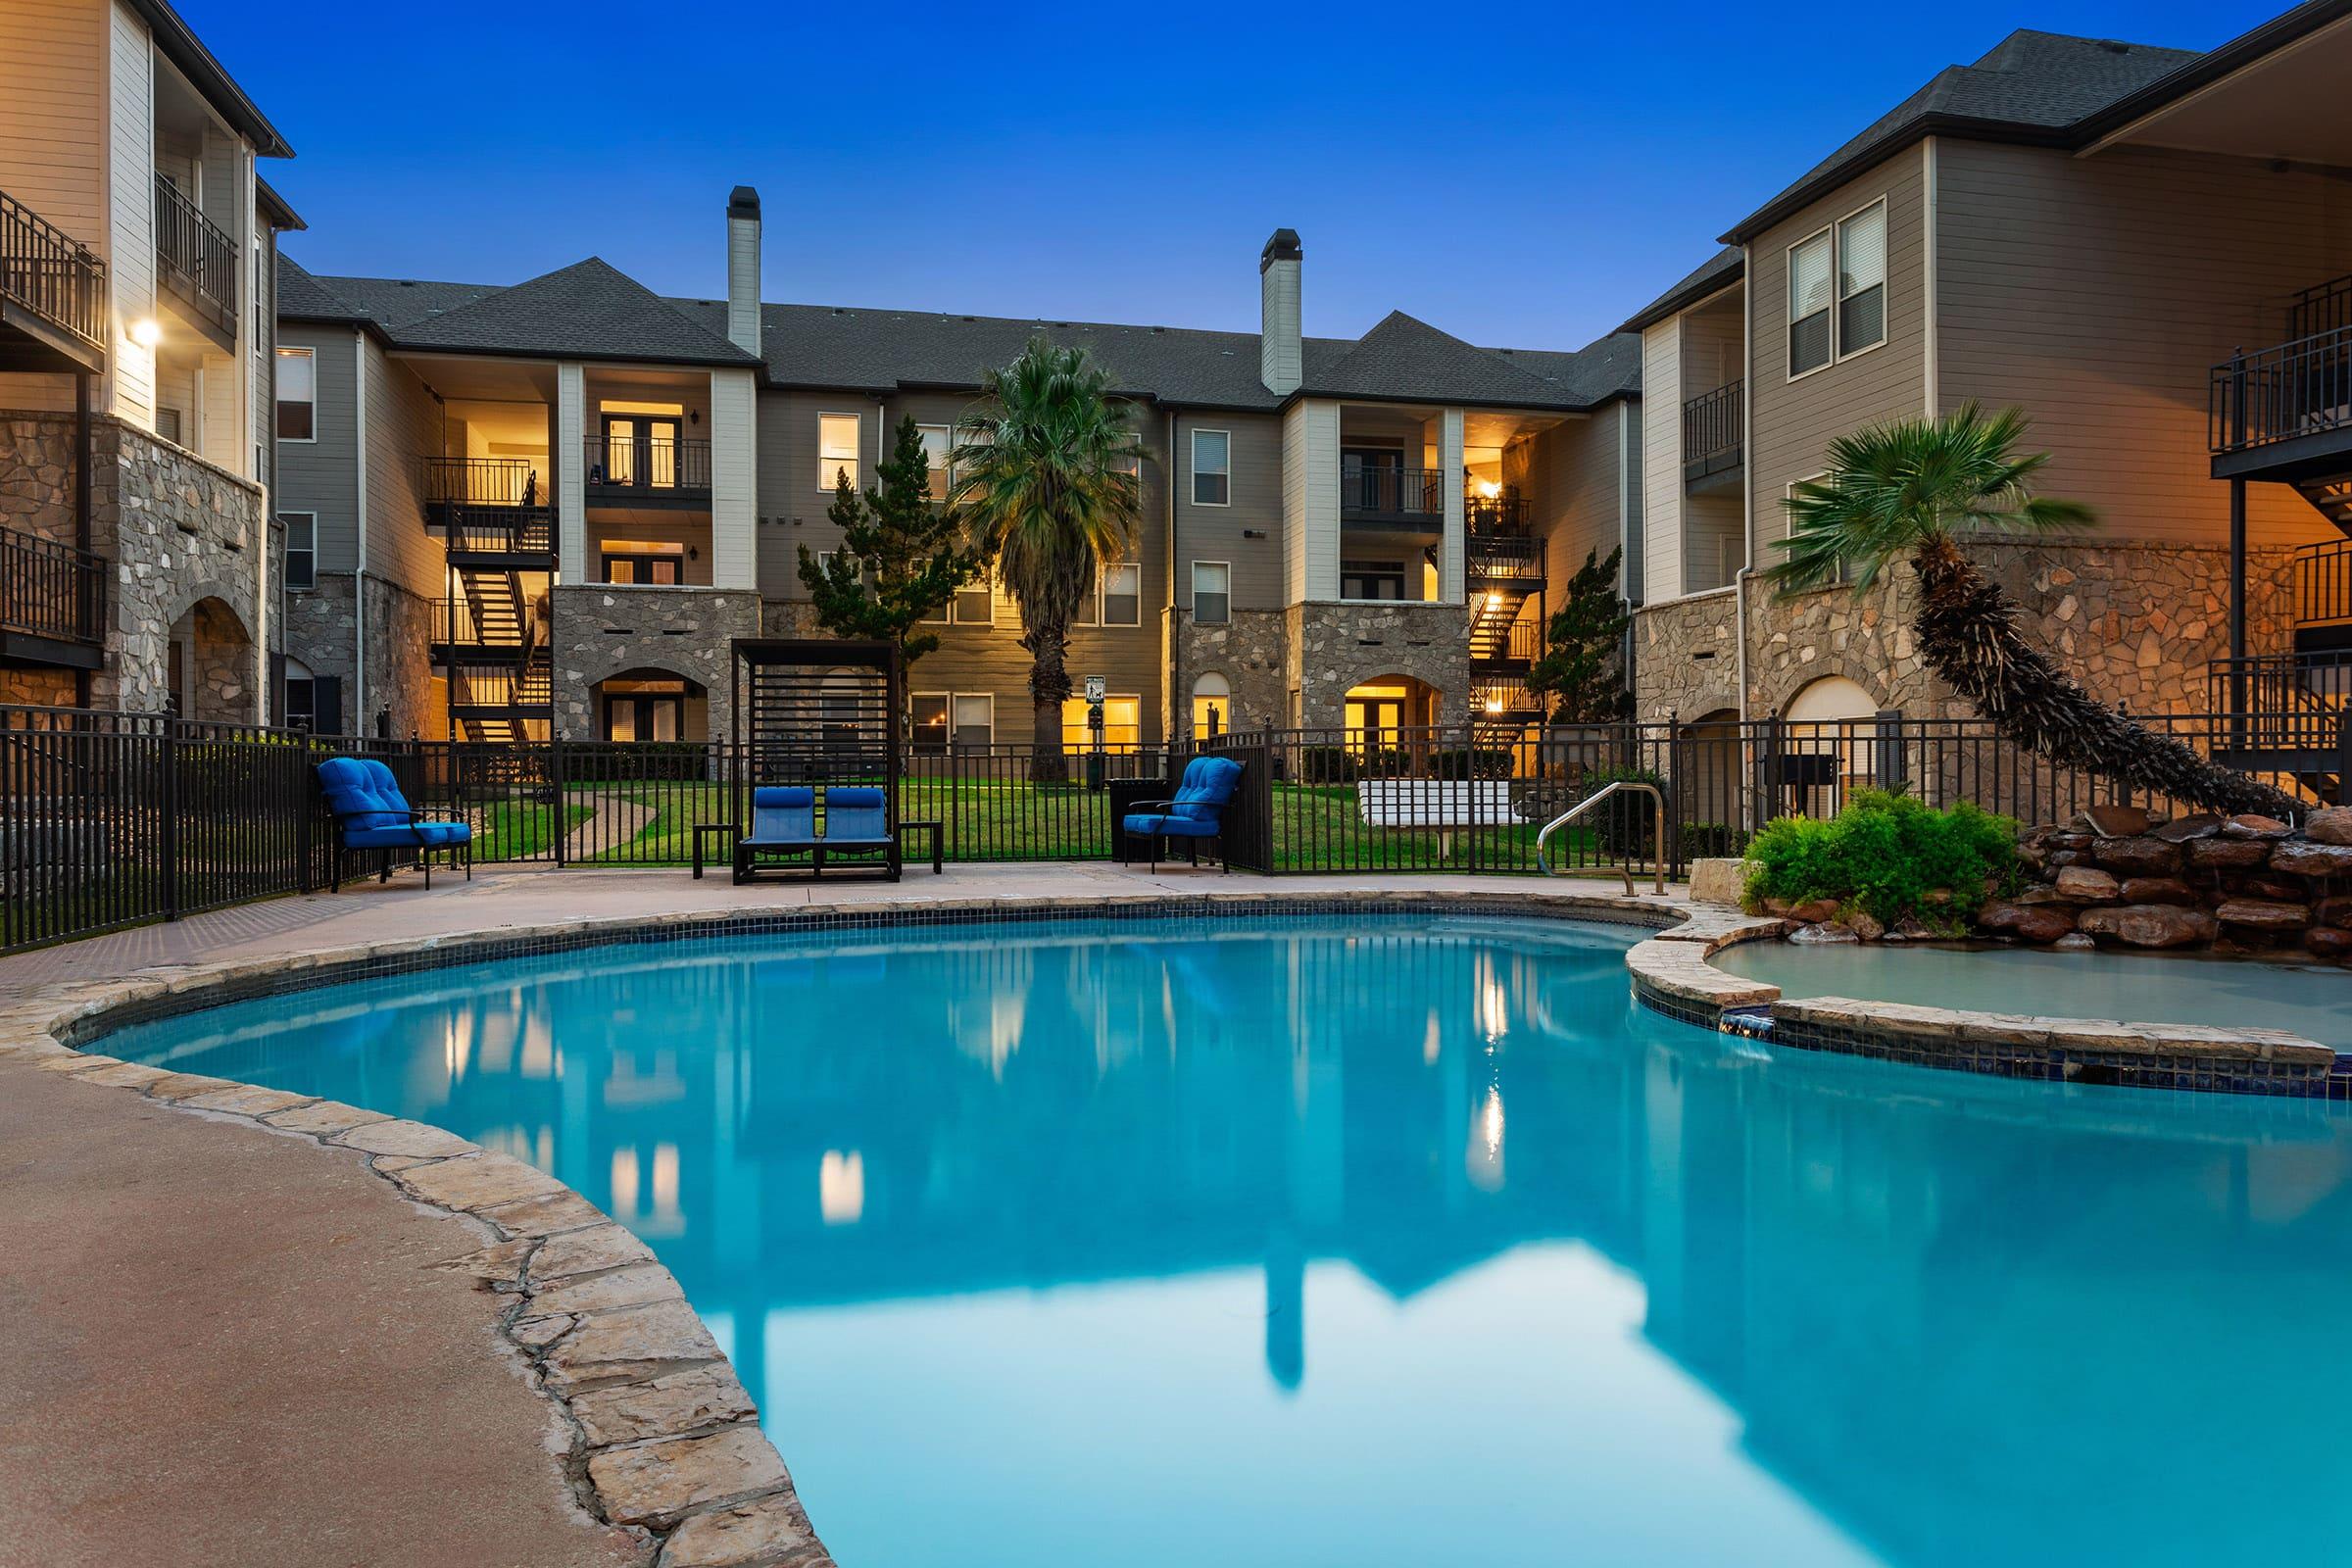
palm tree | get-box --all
[950,341,1147,779]
[1767,403,2299,819]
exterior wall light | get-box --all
[129,318,163,349]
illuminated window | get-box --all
[1192,671,1231,740]
[818,413,860,493]
[1061,694,1139,749]
[275,346,315,440]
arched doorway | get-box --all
[1780,675,1879,816]
[594,668,708,742]
[168,596,255,723]
[1192,672,1232,740]
[1343,673,1440,755]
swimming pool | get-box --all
[108,911,2352,1566]
[1717,937,2352,1047]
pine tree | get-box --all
[1528,547,1632,721]
[796,416,988,681]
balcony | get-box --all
[584,435,711,506]
[1466,531,1544,583]
[419,459,558,561]
[1683,378,1744,488]
[1341,466,1444,528]
[2210,275,2352,480]
[1466,493,1531,533]
[2298,538,2352,628]
[0,191,107,372]
[152,173,236,348]
[0,523,107,668]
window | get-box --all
[952,567,994,626]
[1192,561,1230,625]
[1101,562,1141,626]
[282,659,316,731]
[911,694,951,753]
[281,512,316,590]
[1342,559,1405,601]
[1838,201,1886,357]
[275,347,316,440]
[1191,428,1230,506]
[1192,672,1232,740]
[952,693,994,750]
[1787,229,1833,377]
[602,677,687,743]
[917,423,952,501]
[603,550,681,585]
[1060,695,1140,750]
[818,414,860,493]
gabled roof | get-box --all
[1618,247,1744,336]
[127,0,291,159]
[1302,311,1584,409]
[385,259,760,368]
[304,271,506,331]
[1724,28,2199,241]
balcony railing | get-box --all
[1467,532,1544,581]
[2289,272,2352,342]
[152,173,235,339]
[1341,466,1443,521]
[438,511,556,559]
[421,457,539,508]
[1683,378,1744,479]
[2298,538,2352,627]
[2210,324,2352,457]
[1465,493,1531,533]
[2206,651,2352,759]
[0,190,107,358]
[447,657,552,711]
[432,596,542,650]
[1,524,107,649]
[585,436,711,494]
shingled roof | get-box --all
[285,255,1638,410]
[1724,28,2200,241]
[1617,248,1744,336]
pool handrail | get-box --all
[1536,780,1667,895]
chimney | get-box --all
[1259,228,1301,396]
[726,186,761,357]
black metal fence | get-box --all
[1,523,106,646]
[7,704,2338,956]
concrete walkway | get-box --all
[0,1056,646,1568]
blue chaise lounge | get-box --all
[316,756,473,891]
[1121,754,1245,872]
[734,785,901,883]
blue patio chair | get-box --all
[1121,754,1246,872]
[735,785,901,883]
[316,756,472,891]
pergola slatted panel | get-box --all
[730,636,904,807]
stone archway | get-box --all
[591,666,710,743]
[168,595,257,723]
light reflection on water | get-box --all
[111,914,2352,1568]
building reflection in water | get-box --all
[115,916,2352,1565]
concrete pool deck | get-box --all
[0,863,1690,1566]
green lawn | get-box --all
[456,774,1627,874]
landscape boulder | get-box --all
[2214,897,2310,932]
[2152,813,2223,844]
[2119,876,2196,906]
[2053,866,2122,904]
[2304,807,2352,847]
[2189,837,2272,870]
[2078,905,2220,950]
[2271,840,2352,877]
[2090,836,2183,876]
[2222,813,2292,840]
[2082,804,2151,838]
[2307,926,2352,958]
[1978,900,2079,944]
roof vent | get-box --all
[399,280,417,287]
[961,315,976,322]
[2097,38,2128,52]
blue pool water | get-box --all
[110,913,2352,1567]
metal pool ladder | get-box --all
[1535,780,1668,896]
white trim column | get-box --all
[557,362,586,582]
[1282,399,1339,603]
[710,368,758,591]
[1439,407,1465,604]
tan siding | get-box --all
[105,0,155,425]
[1936,141,2352,550]
[273,324,358,569]
[363,343,443,600]
[1748,148,1928,560]
[0,0,107,243]
[1640,321,1683,600]
[1519,411,1618,592]
[1176,412,1282,611]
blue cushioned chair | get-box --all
[735,785,901,883]
[1121,754,1245,872]
[316,756,472,891]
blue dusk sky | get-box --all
[197,0,2282,353]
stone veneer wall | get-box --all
[282,573,358,709]
[1285,602,1471,727]
[553,585,760,741]
[365,577,436,739]
[0,666,76,705]
[1,412,266,718]
[1173,609,1287,739]
[1631,589,1741,723]
[1743,539,2296,719]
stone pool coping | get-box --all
[1625,916,2343,1097]
[0,883,1689,1568]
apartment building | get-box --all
[1622,1,2352,769]
[0,0,296,718]
[274,204,1642,748]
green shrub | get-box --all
[1297,746,1357,784]
[1742,789,2016,928]
[1434,747,1515,781]
[1677,821,1748,858]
